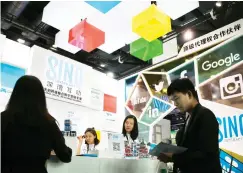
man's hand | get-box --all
[157,153,173,163]
[163,153,173,158]
[50,150,56,155]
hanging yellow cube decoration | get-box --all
[132,4,172,42]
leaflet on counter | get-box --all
[149,142,187,157]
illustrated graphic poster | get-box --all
[125,75,138,101]
[140,98,171,125]
[143,73,171,103]
[0,63,25,94]
[0,63,25,108]
[126,76,150,119]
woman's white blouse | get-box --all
[80,143,99,154]
[124,133,138,145]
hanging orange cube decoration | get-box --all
[68,19,105,52]
[132,4,172,42]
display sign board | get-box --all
[220,149,243,173]
[196,35,243,85]
[196,34,243,158]
[125,32,243,166]
[168,60,196,85]
[90,88,104,111]
[138,122,150,143]
[198,61,243,110]
[140,98,172,126]
[0,62,26,109]
[29,46,91,106]
[0,62,26,94]
[126,76,151,119]
[178,19,243,58]
[103,94,117,113]
[125,75,138,101]
[142,73,171,103]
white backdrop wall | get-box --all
[152,37,178,65]
[1,38,31,69]
[0,34,6,58]
[0,36,31,112]
[0,36,125,136]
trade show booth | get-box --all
[0,33,169,173]
[1,1,243,172]
[124,19,243,172]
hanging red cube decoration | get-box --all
[68,19,105,52]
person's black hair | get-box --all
[122,115,138,141]
[5,75,55,127]
[167,78,199,102]
[84,127,100,146]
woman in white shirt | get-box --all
[122,115,139,145]
[76,127,100,155]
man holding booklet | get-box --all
[157,78,221,173]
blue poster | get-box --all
[0,63,25,93]
[141,98,171,125]
[125,75,138,101]
[220,150,243,173]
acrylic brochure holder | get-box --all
[103,133,125,158]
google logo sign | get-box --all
[201,53,241,71]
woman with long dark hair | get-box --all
[122,115,139,144]
[1,75,72,173]
[76,127,100,155]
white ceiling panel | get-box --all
[43,1,152,54]
[157,1,199,20]
[42,1,101,30]
[87,1,151,53]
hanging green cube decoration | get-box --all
[130,38,163,61]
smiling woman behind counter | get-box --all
[76,127,100,155]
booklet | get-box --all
[149,142,187,157]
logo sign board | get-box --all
[178,19,243,58]
[168,60,196,85]
[196,34,243,84]
[30,46,91,106]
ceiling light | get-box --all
[212,94,217,99]
[118,55,124,64]
[107,72,114,78]
[100,64,105,67]
[183,30,193,41]
[216,1,222,7]
[52,44,58,48]
[17,38,25,44]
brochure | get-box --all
[149,142,187,157]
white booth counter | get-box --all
[47,157,168,173]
